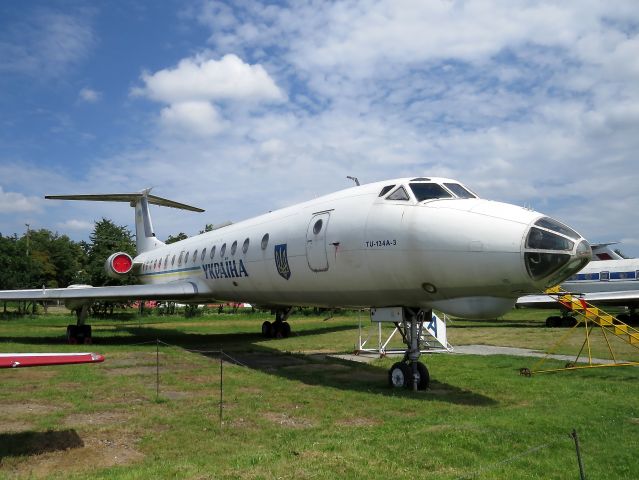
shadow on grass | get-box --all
[1,323,497,406]
[0,429,83,457]
[0,323,356,346]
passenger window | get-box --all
[601,271,609,281]
[443,183,476,199]
[313,219,323,235]
[409,183,452,201]
[220,243,227,257]
[231,241,237,255]
[210,245,216,259]
[193,249,198,262]
[378,185,395,197]
[164,255,169,268]
[261,234,269,250]
[171,255,176,266]
[185,251,190,263]
[178,251,184,265]
[201,248,207,261]
[386,186,410,201]
[242,238,249,254]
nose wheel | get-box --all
[389,361,429,390]
[387,308,431,391]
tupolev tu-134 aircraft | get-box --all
[0,177,592,390]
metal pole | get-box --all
[571,429,586,480]
[219,349,223,427]
[156,338,160,400]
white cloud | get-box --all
[56,219,93,231]
[160,101,223,137]
[78,87,101,103]
[0,9,95,77]
[0,186,41,213]
[134,53,285,104]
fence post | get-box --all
[219,349,223,427]
[156,338,160,400]
[571,429,586,480]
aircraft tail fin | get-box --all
[46,189,205,254]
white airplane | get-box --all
[517,243,639,325]
[0,177,592,389]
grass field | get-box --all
[0,308,638,479]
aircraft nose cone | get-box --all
[576,239,592,260]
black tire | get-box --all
[617,313,630,323]
[545,316,558,328]
[388,362,411,388]
[66,325,78,344]
[560,317,577,328]
[415,362,430,390]
[82,325,92,344]
[281,321,291,338]
[261,320,272,338]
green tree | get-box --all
[0,234,31,289]
[86,218,137,286]
[165,232,188,244]
[22,229,85,288]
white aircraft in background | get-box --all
[517,243,639,325]
[0,177,592,389]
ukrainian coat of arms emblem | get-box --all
[274,244,291,280]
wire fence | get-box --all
[125,338,590,479]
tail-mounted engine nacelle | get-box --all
[105,252,134,278]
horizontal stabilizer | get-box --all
[45,191,205,212]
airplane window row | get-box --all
[141,233,270,272]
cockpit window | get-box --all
[409,183,452,202]
[443,183,476,199]
[386,186,410,201]
[525,252,571,280]
[534,217,580,240]
[378,185,395,197]
[526,227,574,251]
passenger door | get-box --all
[306,212,330,272]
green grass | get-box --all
[0,309,638,479]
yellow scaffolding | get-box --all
[520,286,639,376]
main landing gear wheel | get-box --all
[261,321,273,338]
[67,305,92,344]
[261,308,293,338]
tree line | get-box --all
[0,218,137,290]
[0,220,218,291]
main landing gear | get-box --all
[261,307,292,338]
[388,308,431,391]
[67,304,92,344]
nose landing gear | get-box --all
[387,308,431,391]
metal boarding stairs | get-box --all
[356,308,453,357]
[521,286,639,375]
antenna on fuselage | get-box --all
[346,176,360,186]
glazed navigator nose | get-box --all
[523,217,591,286]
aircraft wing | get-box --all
[0,352,104,368]
[517,290,639,308]
[0,281,207,303]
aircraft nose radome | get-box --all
[522,216,592,287]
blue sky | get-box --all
[1,1,638,257]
